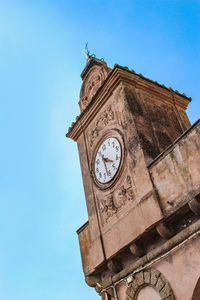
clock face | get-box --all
[94,137,122,184]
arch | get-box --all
[126,268,176,300]
[191,277,200,300]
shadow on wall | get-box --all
[192,277,200,300]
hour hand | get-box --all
[104,157,113,163]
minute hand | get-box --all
[102,155,109,175]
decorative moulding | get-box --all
[67,65,191,141]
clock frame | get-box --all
[91,129,125,190]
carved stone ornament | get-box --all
[126,268,176,300]
[79,65,108,111]
[88,106,115,147]
[98,175,135,223]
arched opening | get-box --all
[126,268,175,300]
[191,277,200,300]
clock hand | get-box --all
[104,157,113,163]
[102,155,109,176]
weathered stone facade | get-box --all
[67,57,200,300]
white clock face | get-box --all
[94,137,122,184]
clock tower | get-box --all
[67,57,200,300]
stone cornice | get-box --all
[115,65,191,110]
[76,221,89,234]
[66,64,191,141]
[86,218,200,288]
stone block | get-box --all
[134,271,144,286]
[160,283,172,298]
[144,271,151,284]
[130,279,139,292]
[126,295,134,300]
[150,269,160,286]
[126,285,135,298]
[163,295,176,300]
[156,277,165,291]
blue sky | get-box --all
[0,1,199,300]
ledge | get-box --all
[148,119,200,169]
[76,220,89,234]
[96,219,200,288]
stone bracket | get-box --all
[85,274,101,287]
[107,259,122,273]
[129,242,145,257]
[156,222,173,239]
[189,196,200,215]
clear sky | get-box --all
[0,1,199,300]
